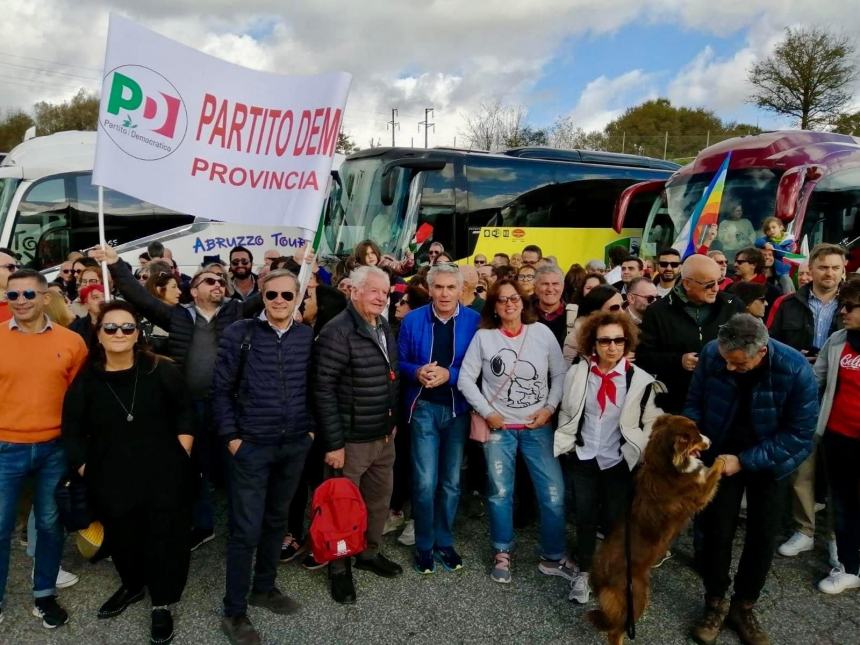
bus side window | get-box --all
[12,176,69,269]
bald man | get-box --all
[458,264,484,313]
[637,254,745,414]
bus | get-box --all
[613,130,860,271]
[0,131,329,273]
[320,146,679,269]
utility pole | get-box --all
[663,131,669,160]
[621,131,626,154]
[418,107,435,149]
[386,108,400,147]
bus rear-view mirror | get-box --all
[775,165,823,223]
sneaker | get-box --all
[382,510,405,535]
[279,534,303,563]
[221,614,261,645]
[397,520,415,546]
[248,587,300,615]
[302,553,326,571]
[652,550,673,568]
[355,553,403,578]
[490,551,511,584]
[150,608,174,644]
[818,564,860,595]
[414,550,436,574]
[190,527,215,552]
[828,538,840,569]
[814,502,826,513]
[568,572,590,603]
[726,599,770,645]
[434,546,463,572]
[777,531,813,557]
[32,595,69,629]
[31,566,80,589]
[538,557,577,581]
[690,597,729,645]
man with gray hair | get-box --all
[585,259,606,275]
[398,263,480,574]
[683,313,818,645]
[315,265,403,603]
[534,264,567,347]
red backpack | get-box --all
[309,477,368,564]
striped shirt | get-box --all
[808,292,838,351]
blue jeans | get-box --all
[410,400,468,552]
[0,439,67,606]
[483,425,566,560]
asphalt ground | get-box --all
[2,493,858,644]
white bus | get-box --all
[0,131,324,273]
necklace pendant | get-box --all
[126,413,134,422]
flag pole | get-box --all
[98,185,111,303]
[295,177,330,306]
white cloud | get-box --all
[568,70,657,131]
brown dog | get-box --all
[587,415,725,645]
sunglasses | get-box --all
[688,278,719,290]
[428,251,441,256]
[80,278,101,286]
[398,298,410,306]
[6,289,44,301]
[231,258,250,266]
[1,263,20,272]
[841,302,859,313]
[734,259,752,265]
[60,268,73,275]
[497,295,522,304]
[195,277,227,288]
[658,261,680,268]
[596,336,626,347]
[631,293,657,303]
[101,322,138,336]
[517,274,535,281]
[607,304,623,312]
[474,259,486,265]
[264,290,295,302]
[714,260,727,266]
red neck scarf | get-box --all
[591,364,621,414]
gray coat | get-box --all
[813,328,848,437]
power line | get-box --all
[386,108,400,146]
[418,107,435,149]
[0,51,103,74]
[0,61,98,82]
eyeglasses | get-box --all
[100,322,137,336]
[264,290,295,302]
[687,278,719,290]
[841,302,859,313]
[658,261,680,268]
[80,278,101,286]
[734,258,752,265]
[475,286,486,294]
[474,259,486,265]
[6,289,44,301]
[497,295,522,304]
[428,250,441,257]
[397,298,409,306]
[630,293,657,303]
[517,274,535,282]
[607,304,623,312]
[596,336,626,347]
[0,263,19,272]
[60,269,73,275]
[195,277,227,288]
[231,258,250,266]
[714,260,727,266]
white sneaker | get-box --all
[568,572,590,604]
[778,532,814,557]
[382,511,405,536]
[828,538,841,569]
[31,566,80,589]
[397,520,415,546]
[818,565,860,594]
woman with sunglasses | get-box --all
[732,281,768,319]
[458,278,570,585]
[562,285,624,362]
[62,300,196,644]
[555,310,664,603]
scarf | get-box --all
[591,364,620,415]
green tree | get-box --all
[831,111,860,135]
[748,27,857,130]
[0,110,35,151]
[33,88,99,135]
[336,131,358,154]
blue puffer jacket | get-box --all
[682,338,818,480]
[211,316,314,444]
[398,304,481,420]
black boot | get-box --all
[98,585,145,619]
[330,559,356,604]
[150,608,174,644]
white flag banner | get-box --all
[93,14,351,231]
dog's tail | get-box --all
[587,609,612,632]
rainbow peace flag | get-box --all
[672,152,732,258]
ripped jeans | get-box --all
[483,425,566,560]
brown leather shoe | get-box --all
[690,596,729,645]
[726,599,770,645]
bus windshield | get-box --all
[0,177,20,236]
[641,168,782,261]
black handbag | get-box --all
[54,472,95,532]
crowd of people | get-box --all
[0,230,858,645]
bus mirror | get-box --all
[775,167,805,223]
[380,158,446,206]
[613,179,667,233]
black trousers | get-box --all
[286,436,324,541]
[570,455,632,572]
[390,421,411,513]
[823,431,860,575]
[224,436,311,617]
[701,469,786,603]
[102,504,191,606]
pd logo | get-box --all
[99,65,188,160]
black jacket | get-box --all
[638,287,745,414]
[768,284,841,353]
[314,304,399,451]
[211,317,315,443]
[61,356,197,517]
[109,259,262,368]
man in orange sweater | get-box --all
[0,269,87,629]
